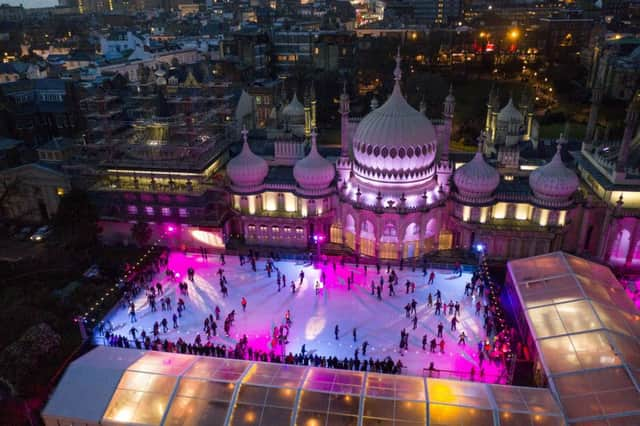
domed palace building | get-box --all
[225,51,640,271]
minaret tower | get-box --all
[440,84,455,162]
[339,80,350,156]
[303,87,312,138]
[485,83,497,134]
[584,83,603,153]
[336,80,352,186]
[615,91,640,179]
[310,81,317,131]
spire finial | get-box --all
[241,126,248,144]
[393,47,402,82]
[449,83,454,95]
[310,128,318,151]
[342,79,347,95]
[477,131,487,152]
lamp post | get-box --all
[313,234,324,261]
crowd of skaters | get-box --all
[101,248,516,380]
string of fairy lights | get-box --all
[77,232,168,327]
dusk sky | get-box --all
[6,0,58,8]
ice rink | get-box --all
[101,252,507,382]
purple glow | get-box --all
[99,251,509,382]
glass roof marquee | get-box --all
[508,252,640,425]
[43,346,564,426]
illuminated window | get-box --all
[295,227,304,234]
[284,226,291,233]
[127,205,138,215]
[480,207,488,224]
[330,225,342,243]
[361,238,375,256]
[248,224,256,232]
[314,47,319,55]
[284,193,296,212]
[493,203,507,219]
[161,207,171,217]
[558,210,567,226]
[178,208,188,218]
[264,192,277,211]
[272,226,280,233]
[260,225,268,232]
[56,187,65,196]
[462,206,471,222]
[515,204,530,221]
[539,209,549,226]
[248,196,256,214]
[145,206,155,216]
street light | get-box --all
[508,29,520,41]
[313,234,324,261]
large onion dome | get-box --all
[352,51,438,180]
[529,138,579,205]
[227,128,268,189]
[497,97,523,123]
[293,131,335,190]
[282,92,305,125]
[453,145,500,202]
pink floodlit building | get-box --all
[92,52,640,274]
[225,52,640,274]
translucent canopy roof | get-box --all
[43,346,564,426]
[508,252,640,424]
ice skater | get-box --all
[129,302,137,323]
[352,327,357,342]
[334,325,339,340]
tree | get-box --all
[131,222,152,248]
[0,176,20,217]
[53,189,101,249]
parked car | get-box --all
[30,226,52,242]
[14,226,33,241]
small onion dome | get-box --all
[497,97,523,123]
[293,131,335,190]
[454,145,499,200]
[227,128,268,188]
[529,141,579,202]
[282,92,305,125]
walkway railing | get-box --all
[423,367,508,384]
